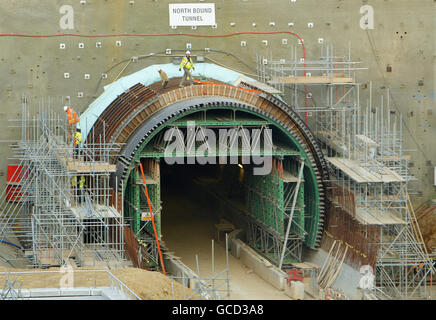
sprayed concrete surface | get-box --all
[0,0,434,207]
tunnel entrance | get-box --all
[82,74,329,276]
[159,162,292,299]
[160,162,243,253]
[121,106,323,273]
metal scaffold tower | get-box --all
[0,97,126,268]
[244,156,306,268]
[258,42,434,299]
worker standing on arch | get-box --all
[179,51,195,87]
[157,68,169,92]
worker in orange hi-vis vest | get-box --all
[64,106,79,144]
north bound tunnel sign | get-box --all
[169,3,216,26]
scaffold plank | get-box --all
[234,76,282,94]
[326,157,405,183]
[355,207,406,225]
[70,204,121,220]
[282,169,305,183]
[355,134,379,147]
[47,136,116,173]
[135,174,157,185]
[268,76,355,85]
[67,161,116,173]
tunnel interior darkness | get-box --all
[160,163,243,255]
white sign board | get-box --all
[169,3,216,27]
[434,166,436,186]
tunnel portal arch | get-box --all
[84,70,329,266]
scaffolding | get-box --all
[244,156,305,267]
[257,42,364,115]
[0,96,126,268]
[258,42,434,299]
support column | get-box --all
[292,174,305,239]
[133,169,141,234]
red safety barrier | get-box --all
[6,165,28,202]
[285,268,304,283]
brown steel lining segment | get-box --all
[87,81,326,181]
[89,83,153,144]
[110,84,264,147]
[87,78,228,144]
[321,205,380,269]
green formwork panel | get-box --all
[303,166,317,246]
[124,169,138,232]
[133,170,141,234]
[290,180,305,239]
[143,184,161,237]
[125,167,162,238]
[245,168,284,235]
[136,166,162,238]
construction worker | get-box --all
[64,106,79,144]
[71,175,85,204]
[179,51,195,87]
[412,263,425,278]
[73,124,82,159]
[157,68,168,92]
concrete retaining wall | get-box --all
[164,253,198,289]
[229,236,287,291]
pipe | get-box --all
[0,240,23,251]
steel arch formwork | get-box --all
[85,78,330,267]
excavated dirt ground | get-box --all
[0,266,197,300]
